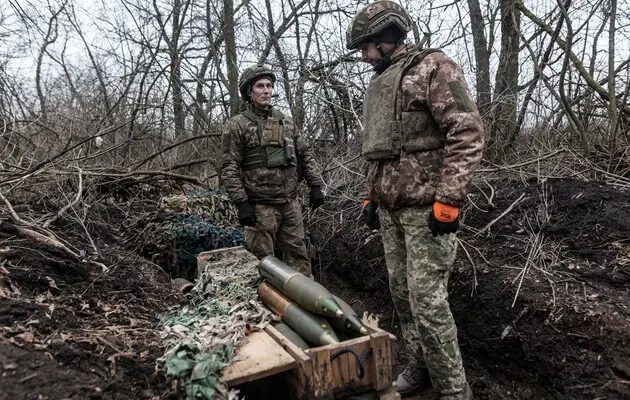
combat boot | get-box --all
[436,382,472,400]
[396,364,432,397]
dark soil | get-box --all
[0,200,181,400]
[1,177,629,400]
[316,177,630,400]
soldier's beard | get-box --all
[372,55,392,74]
[372,43,398,74]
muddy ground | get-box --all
[318,178,630,400]
[1,176,629,400]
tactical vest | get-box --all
[362,48,445,161]
[241,108,296,170]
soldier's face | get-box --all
[250,78,273,108]
[359,42,396,68]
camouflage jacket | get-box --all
[364,45,484,210]
[220,105,323,205]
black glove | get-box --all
[361,200,381,230]
[309,186,325,209]
[236,201,256,227]
[427,202,460,237]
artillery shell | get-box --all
[172,278,194,295]
[258,256,344,319]
[331,295,370,336]
[273,322,310,350]
[258,282,339,346]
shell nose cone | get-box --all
[322,333,339,345]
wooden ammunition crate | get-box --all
[198,247,400,399]
[221,324,400,400]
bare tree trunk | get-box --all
[223,0,239,117]
[36,4,65,125]
[467,0,491,116]
[488,0,520,158]
[292,0,322,129]
[170,0,185,137]
[555,0,589,155]
[192,56,211,137]
[154,0,190,137]
[514,9,566,142]
[607,0,619,159]
[263,0,294,111]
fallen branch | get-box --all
[457,238,478,296]
[477,149,566,173]
[500,306,530,339]
[43,167,83,229]
[474,193,527,237]
[0,221,108,273]
[0,190,37,228]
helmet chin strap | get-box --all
[373,40,403,74]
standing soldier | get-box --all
[220,65,325,277]
[347,1,484,399]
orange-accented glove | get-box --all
[361,200,381,230]
[427,202,460,237]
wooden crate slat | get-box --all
[222,331,296,386]
[369,331,392,391]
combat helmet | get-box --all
[239,65,276,101]
[346,0,412,50]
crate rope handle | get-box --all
[330,347,373,379]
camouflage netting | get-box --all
[122,189,245,279]
[160,247,277,400]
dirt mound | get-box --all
[315,177,630,400]
[0,202,181,400]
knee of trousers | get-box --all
[245,227,274,258]
[422,325,458,350]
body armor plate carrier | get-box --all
[362,48,445,160]
[241,108,296,170]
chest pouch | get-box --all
[261,117,291,168]
[261,117,284,147]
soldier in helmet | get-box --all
[348,1,484,399]
[220,64,325,277]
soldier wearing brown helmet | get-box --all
[220,65,324,276]
[348,1,484,399]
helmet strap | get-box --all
[373,40,402,74]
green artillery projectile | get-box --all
[258,256,344,319]
[273,322,310,350]
[258,281,339,346]
[331,295,370,336]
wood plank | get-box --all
[312,337,375,398]
[265,324,314,399]
[370,331,394,391]
[265,325,310,363]
[339,344,352,389]
[308,346,334,397]
[197,245,254,264]
[222,331,296,386]
[332,352,344,390]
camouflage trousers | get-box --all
[380,205,466,396]
[244,199,311,276]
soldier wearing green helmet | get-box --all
[220,64,325,277]
[349,1,484,399]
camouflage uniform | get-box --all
[220,104,323,276]
[363,47,484,396]
[380,206,463,394]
